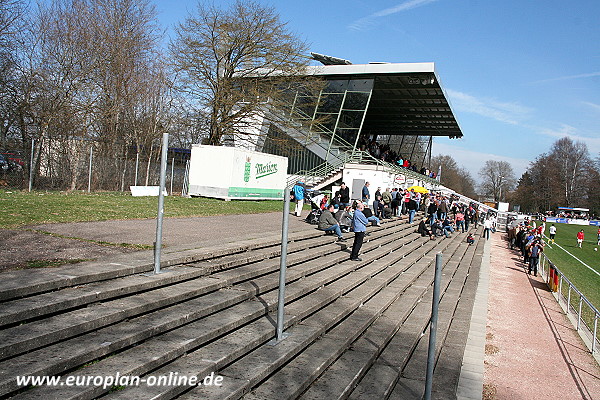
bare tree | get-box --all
[549,137,591,206]
[478,160,516,202]
[0,0,26,148]
[511,140,599,214]
[430,154,477,198]
[170,0,318,146]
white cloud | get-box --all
[432,142,530,181]
[530,71,600,84]
[537,124,600,154]
[582,101,600,113]
[445,89,533,125]
[348,0,438,31]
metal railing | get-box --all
[276,98,441,189]
[538,253,599,355]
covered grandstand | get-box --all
[235,53,464,190]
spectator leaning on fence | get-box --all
[528,239,543,276]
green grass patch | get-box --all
[0,190,286,229]
[540,221,600,311]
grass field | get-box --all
[539,221,600,312]
[0,189,284,229]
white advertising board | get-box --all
[188,145,288,200]
[130,186,168,197]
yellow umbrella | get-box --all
[407,185,429,193]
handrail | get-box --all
[539,252,599,354]
[277,97,441,188]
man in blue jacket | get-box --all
[361,182,370,205]
[350,202,369,261]
[293,179,306,217]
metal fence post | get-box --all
[134,151,139,186]
[271,185,291,344]
[170,157,174,195]
[87,146,93,193]
[593,314,598,354]
[577,297,583,331]
[425,252,442,400]
[154,133,169,275]
[28,139,34,192]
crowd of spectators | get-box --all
[311,181,491,256]
[356,137,438,179]
[508,219,546,276]
[543,210,597,221]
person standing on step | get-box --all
[335,182,350,208]
[361,182,371,206]
[483,217,493,240]
[350,202,369,261]
[293,179,306,217]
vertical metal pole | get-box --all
[352,89,374,155]
[274,186,291,342]
[577,297,583,331]
[558,277,562,302]
[154,133,169,274]
[87,146,93,193]
[170,157,174,195]
[592,313,598,354]
[134,151,139,186]
[182,160,190,197]
[28,139,35,192]
[425,253,443,400]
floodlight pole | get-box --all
[273,185,291,344]
[154,133,169,274]
[425,252,443,400]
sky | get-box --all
[153,0,600,182]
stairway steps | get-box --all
[7,221,414,398]
[3,227,399,361]
[2,215,485,400]
[0,229,318,302]
[0,234,334,328]
[280,240,465,400]
[237,236,464,400]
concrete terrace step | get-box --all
[350,234,485,400]
[240,236,467,400]
[0,221,411,358]
[1,217,414,398]
[3,217,485,400]
[0,228,323,301]
[113,232,466,400]
[0,231,344,328]
[11,223,422,399]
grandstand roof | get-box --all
[306,62,463,139]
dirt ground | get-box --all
[0,212,313,272]
[0,228,137,271]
